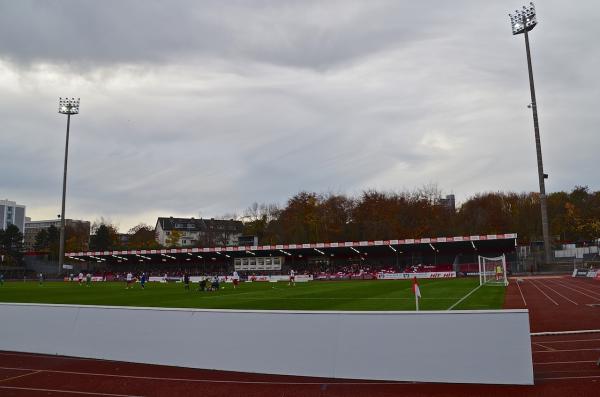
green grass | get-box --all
[0,278,506,311]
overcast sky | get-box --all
[1,0,598,232]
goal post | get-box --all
[478,254,508,286]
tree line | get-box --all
[28,185,600,256]
[33,222,160,257]
[242,185,600,246]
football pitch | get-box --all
[0,278,505,311]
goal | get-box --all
[478,254,508,286]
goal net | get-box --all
[478,254,508,286]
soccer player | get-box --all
[211,276,220,291]
[126,272,133,289]
[495,264,503,281]
[289,269,295,287]
[183,273,190,290]
[38,272,44,286]
[0,273,4,286]
[78,272,84,285]
[232,270,240,289]
[140,272,146,289]
[86,273,92,287]
[198,277,208,292]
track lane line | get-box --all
[533,360,597,365]
[560,279,600,297]
[569,277,600,292]
[0,366,413,385]
[532,342,555,351]
[0,370,41,384]
[535,375,600,380]
[0,385,145,397]
[527,280,559,306]
[535,279,579,305]
[531,338,600,344]
[548,280,600,301]
[516,280,527,307]
[532,348,600,353]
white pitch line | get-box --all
[0,385,145,397]
[536,280,579,305]
[549,280,600,301]
[202,297,462,301]
[527,279,559,306]
[516,280,527,307]
[446,283,484,311]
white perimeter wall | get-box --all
[0,304,533,385]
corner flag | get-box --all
[413,277,421,311]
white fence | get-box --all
[0,303,533,385]
[555,245,598,259]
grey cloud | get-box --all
[0,0,598,231]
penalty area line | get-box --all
[447,283,484,311]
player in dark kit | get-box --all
[184,273,190,290]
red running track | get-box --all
[1,276,599,396]
[504,275,600,394]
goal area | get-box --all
[478,254,508,286]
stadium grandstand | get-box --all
[65,233,517,279]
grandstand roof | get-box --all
[66,233,517,260]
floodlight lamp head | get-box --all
[58,97,80,115]
[509,2,537,35]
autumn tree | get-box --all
[128,224,160,249]
[0,224,24,264]
[89,222,119,251]
[165,229,182,247]
[239,186,599,246]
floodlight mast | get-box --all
[509,3,552,265]
[57,98,80,275]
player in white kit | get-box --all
[288,269,295,286]
[232,271,240,288]
[126,272,133,289]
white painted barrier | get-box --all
[0,303,533,385]
[377,271,456,279]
